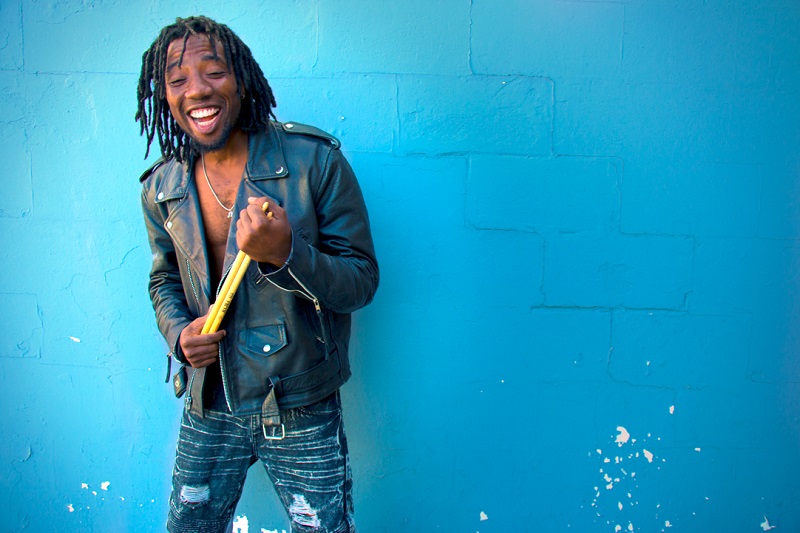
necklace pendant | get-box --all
[227,211,233,218]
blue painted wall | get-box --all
[1,1,798,531]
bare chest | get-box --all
[195,161,244,284]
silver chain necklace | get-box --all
[201,154,234,218]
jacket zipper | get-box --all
[214,260,236,412]
[185,258,234,412]
[287,268,329,346]
[186,259,201,309]
[264,269,328,345]
[184,259,200,408]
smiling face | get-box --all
[164,34,243,154]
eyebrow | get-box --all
[166,54,226,73]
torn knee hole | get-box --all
[289,494,321,528]
[180,484,210,505]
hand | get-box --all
[179,314,225,368]
[236,196,292,267]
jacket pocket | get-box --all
[238,324,287,358]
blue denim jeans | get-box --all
[166,391,355,533]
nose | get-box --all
[185,72,212,100]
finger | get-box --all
[248,196,270,206]
[238,207,252,226]
[188,353,218,368]
[207,330,226,342]
[246,202,270,222]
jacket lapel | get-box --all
[158,158,213,303]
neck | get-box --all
[202,129,249,169]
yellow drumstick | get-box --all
[202,201,270,334]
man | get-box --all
[136,16,378,532]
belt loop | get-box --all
[261,377,285,440]
[189,367,205,419]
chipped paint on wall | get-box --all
[480,511,488,521]
[761,516,777,531]
[615,427,630,446]
[233,514,249,533]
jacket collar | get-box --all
[155,123,287,201]
[246,122,289,180]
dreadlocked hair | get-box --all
[135,16,277,162]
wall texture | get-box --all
[1,1,798,532]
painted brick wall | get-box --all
[1,1,798,532]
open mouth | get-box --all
[188,107,221,133]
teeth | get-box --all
[190,108,219,119]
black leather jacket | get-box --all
[140,122,378,417]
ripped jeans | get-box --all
[166,391,354,533]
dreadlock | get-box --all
[135,16,277,162]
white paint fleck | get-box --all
[604,458,611,463]
[67,504,74,513]
[480,511,489,521]
[616,427,630,446]
[81,483,88,489]
[665,521,672,528]
[694,448,701,452]
[606,483,614,490]
[92,491,97,496]
[70,337,81,343]
[646,361,651,366]
[618,502,623,511]
[628,523,634,531]
[604,474,612,482]
[643,450,654,463]
[101,481,110,491]
[669,405,675,415]
[120,497,125,501]
[597,449,603,455]
[233,514,249,533]
[761,516,777,531]
[615,526,622,532]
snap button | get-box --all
[285,123,294,129]
[263,344,271,353]
[166,221,173,229]
[157,192,164,200]
[276,166,284,174]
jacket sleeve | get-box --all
[141,182,193,363]
[258,147,379,314]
